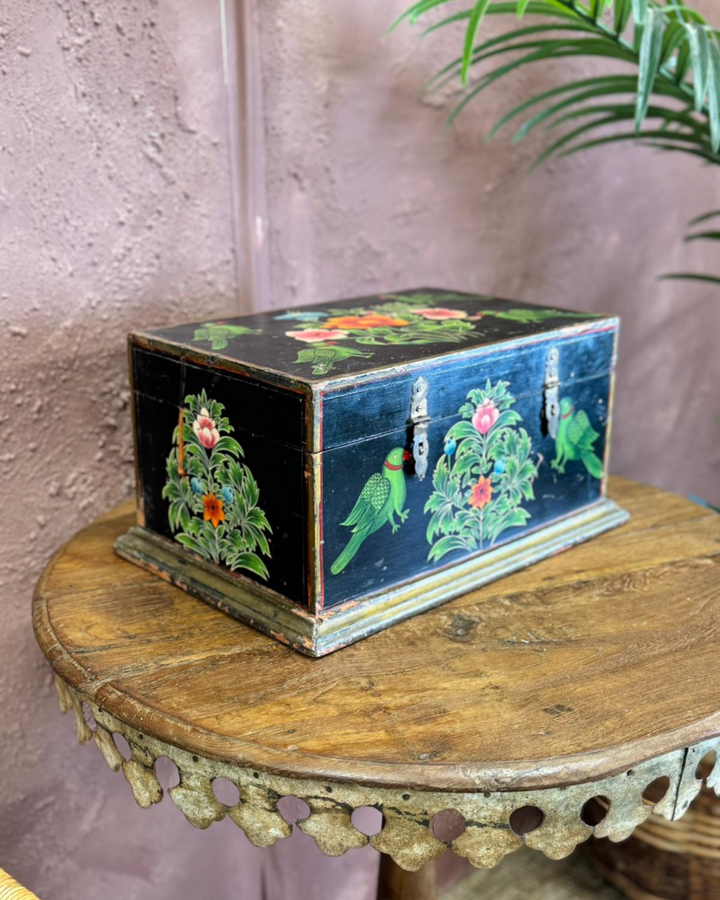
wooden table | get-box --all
[33,478,720,900]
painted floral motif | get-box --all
[193,408,220,449]
[286,293,478,375]
[471,400,499,435]
[284,293,596,375]
[468,475,493,509]
[190,293,600,376]
[285,329,349,343]
[410,307,468,320]
[193,322,261,351]
[294,345,375,376]
[162,390,272,579]
[425,380,539,563]
[324,314,411,330]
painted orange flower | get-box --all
[325,314,409,330]
[468,476,493,510]
[202,492,225,528]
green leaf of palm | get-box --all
[660,273,720,283]
[709,40,720,152]
[462,0,494,85]
[391,0,720,285]
[689,209,720,225]
[685,24,710,111]
[631,0,649,26]
[636,8,664,128]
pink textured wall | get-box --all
[2,1,719,899]
[0,0,257,897]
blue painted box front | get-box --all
[120,288,626,656]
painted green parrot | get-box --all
[551,397,604,479]
[331,447,410,575]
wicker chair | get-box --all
[0,868,41,900]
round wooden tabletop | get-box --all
[33,477,720,793]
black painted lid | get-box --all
[133,288,608,389]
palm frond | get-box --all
[660,273,720,283]
[393,0,720,286]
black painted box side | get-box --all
[129,339,310,608]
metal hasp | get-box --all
[410,376,430,481]
[544,346,560,439]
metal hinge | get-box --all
[544,346,560,439]
[410,376,430,481]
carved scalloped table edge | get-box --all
[53,674,720,873]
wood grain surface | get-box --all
[33,477,720,792]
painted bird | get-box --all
[331,447,410,575]
[551,398,604,479]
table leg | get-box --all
[376,854,437,900]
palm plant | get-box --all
[391,0,720,283]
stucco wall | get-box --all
[1,1,718,899]
[0,1,255,897]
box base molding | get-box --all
[115,498,629,658]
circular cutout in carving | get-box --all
[81,703,97,733]
[430,809,466,843]
[696,750,717,782]
[642,776,670,807]
[581,796,610,826]
[211,777,240,807]
[155,756,180,789]
[112,732,131,761]
[351,806,383,836]
[277,795,310,824]
[509,806,544,836]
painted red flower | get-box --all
[202,492,225,528]
[286,329,349,343]
[325,314,409,330]
[468,476,493,510]
[193,407,220,449]
[472,400,499,435]
[410,307,468,320]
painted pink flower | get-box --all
[472,401,499,435]
[193,407,220,450]
[410,308,468,320]
[286,329,349,343]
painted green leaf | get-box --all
[163,391,272,581]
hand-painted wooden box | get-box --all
[116,288,629,656]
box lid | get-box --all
[134,287,609,387]
[132,288,617,453]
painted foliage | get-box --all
[425,380,539,563]
[182,292,599,377]
[281,294,596,375]
[193,322,261,351]
[331,447,411,575]
[162,390,272,579]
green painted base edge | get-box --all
[114,498,629,658]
